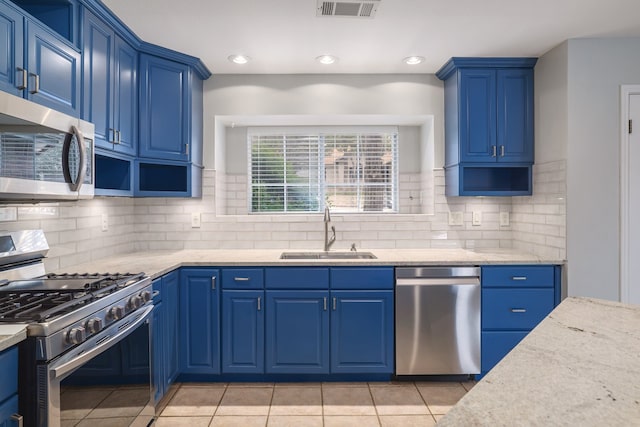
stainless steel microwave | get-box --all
[0,91,94,201]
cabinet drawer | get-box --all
[265,267,329,289]
[222,269,264,289]
[330,267,394,289]
[0,346,18,404]
[482,265,554,288]
[482,288,554,330]
[481,331,528,374]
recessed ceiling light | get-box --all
[228,55,250,64]
[403,56,425,65]
[316,55,338,65]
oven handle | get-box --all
[51,305,153,380]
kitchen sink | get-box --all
[280,251,377,260]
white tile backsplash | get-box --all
[0,165,567,268]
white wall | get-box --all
[564,38,640,301]
[203,74,446,168]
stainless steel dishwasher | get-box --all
[395,266,481,375]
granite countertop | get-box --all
[0,324,27,352]
[438,297,640,426]
[56,248,564,280]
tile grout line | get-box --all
[413,381,438,423]
[367,381,382,427]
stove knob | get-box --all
[128,295,143,310]
[85,318,103,334]
[141,290,152,303]
[66,327,86,345]
[108,305,125,320]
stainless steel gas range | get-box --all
[0,230,155,427]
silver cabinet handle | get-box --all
[257,296,261,311]
[11,413,23,427]
[323,297,327,311]
[16,67,27,90]
[492,145,497,157]
[511,308,527,313]
[333,297,337,311]
[234,277,250,282]
[115,130,121,144]
[185,143,189,155]
[109,128,117,144]
[500,145,505,157]
[512,276,528,281]
[29,72,39,94]
[211,276,216,289]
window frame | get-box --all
[247,126,399,214]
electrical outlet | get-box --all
[500,211,510,227]
[448,211,464,226]
[101,213,109,232]
[472,211,482,226]
[191,212,201,228]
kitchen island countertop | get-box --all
[54,248,564,279]
[437,296,640,426]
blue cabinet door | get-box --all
[0,395,18,427]
[152,298,164,403]
[112,36,137,155]
[481,331,528,375]
[163,270,180,384]
[82,11,113,149]
[139,54,189,161]
[180,268,221,374]
[0,2,23,96]
[459,69,496,163]
[497,69,534,163]
[266,290,329,374]
[330,290,394,374]
[25,20,80,116]
[222,290,265,373]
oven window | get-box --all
[59,321,153,424]
[0,236,15,253]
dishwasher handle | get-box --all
[395,277,480,286]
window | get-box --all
[249,127,398,213]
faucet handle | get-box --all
[350,243,357,252]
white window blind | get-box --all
[249,128,398,213]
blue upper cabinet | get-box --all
[82,10,137,155]
[139,54,190,162]
[24,20,80,116]
[0,0,80,116]
[437,57,537,196]
[0,2,23,95]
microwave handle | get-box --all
[51,305,153,380]
[62,126,87,192]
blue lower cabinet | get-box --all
[0,346,19,427]
[222,290,264,373]
[180,268,221,374]
[481,331,528,375]
[330,291,394,374]
[0,395,18,427]
[265,290,330,374]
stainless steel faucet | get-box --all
[324,206,336,252]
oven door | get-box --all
[41,305,155,427]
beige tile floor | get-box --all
[154,381,475,426]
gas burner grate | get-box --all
[0,291,92,322]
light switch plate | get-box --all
[191,212,201,228]
[472,211,482,226]
[448,211,464,226]
[101,213,109,232]
[500,211,510,227]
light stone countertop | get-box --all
[55,248,564,280]
[0,324,27,352]
[437,297,640,427]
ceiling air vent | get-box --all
[317,0,381,18]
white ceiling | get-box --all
[101,0,640,74]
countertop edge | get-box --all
[0,325,27,352]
